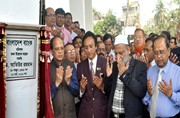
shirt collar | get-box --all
[157,59,171,74]
[108,49,114,55]
[88,54,98,65]
[150,60,156,66]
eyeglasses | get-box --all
[97,48,105,51]
[47,14,56,17]
[134,36,144,39]
[154,50,168,56]
[65,49,76,54]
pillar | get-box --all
[69,0,93,31]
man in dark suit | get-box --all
[77,31,108,118]
[171,47,180,66]
[104,35,147,118]
[50,36,79,118]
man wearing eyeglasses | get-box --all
[50,36,79,118]
[64,43,76,64]
[143,35,180,118]
[133,28,146,59]
[45,7,56,31]
[64,43,82,117]
[45,7,63,39]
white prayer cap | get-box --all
[114,35,129,45]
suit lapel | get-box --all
[95,56,100,77]
[113,62,119,88]
[52,58,60,68]
[85,59,94,86]
[128,57,135,74]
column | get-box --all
[69,0,93,31]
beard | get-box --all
[134,43,145,55]
[123,52,130,65]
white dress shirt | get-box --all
[80,55,98,97]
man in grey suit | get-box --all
[50,36,79,118]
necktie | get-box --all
[150,68,163,118]
[90,61,94,76]
[90,61,95,88]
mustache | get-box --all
[98,52,105,56]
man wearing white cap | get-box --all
[104,35,147,118]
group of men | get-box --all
[46,6,180,118]
[45,7,85,45]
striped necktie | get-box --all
[90,61,94,76]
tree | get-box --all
[93,10,122,38]
[143,0,179,36]
[93,8,103,21]
[170,0,180,23]
[154,0,167,25]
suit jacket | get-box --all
[50,59,79,118]
[77,56,108,118]
[104,57,147,118]
[171,47,180,66]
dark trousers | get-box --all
[142,105,150,118]
[119,114,125,118]
[110,111,125,118]
[75,101,81,117]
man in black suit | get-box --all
[104,35,147,118]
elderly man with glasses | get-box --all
[143,35,180,118]
[50,36,79,118]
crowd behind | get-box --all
[45,7,180,118]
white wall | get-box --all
[0,0,39,118]
[69,0,93,31]
[69,0,85,29]
[45,0,70,12]
[84,0,93,31]
[0,0,39,24]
